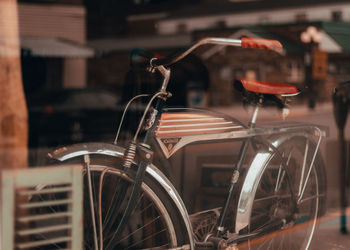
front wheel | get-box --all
[33,155,192,249]
[241,136,326,249]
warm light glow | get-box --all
[313,32,322,43]
[306,26,318,37]
[300,32,311,43]
[300,26,321,43]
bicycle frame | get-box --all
[49,107,326,248]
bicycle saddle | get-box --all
[234,78,299,96]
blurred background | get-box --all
[9,1,350,246]
[20,0,350,160]
[0,0,350,249]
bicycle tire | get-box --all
[31,155,191,249]
[240,136,326,250]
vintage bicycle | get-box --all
[45,37,327,249]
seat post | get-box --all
[249,98,262,128]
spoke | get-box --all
[298,193,323,204]
[134,195,154,216]
[254,193,292,203]
[275,156,283,192]
[254,194,278,203]
[276,150,292,192]
[276,170,286,192]
[298,140,309,196]
[299,132,322,204]
[115,215,162,245]
[35,194,61,214]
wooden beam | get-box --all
[0,0,28,169]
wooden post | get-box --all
[0,0,28,169]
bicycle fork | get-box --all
[103,142,153,250]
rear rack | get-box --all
[156,121,327,159]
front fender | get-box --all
[48,142,125,162]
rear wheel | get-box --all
[242,136,325,249]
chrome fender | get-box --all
[235,133,311,233]
[49,142,195,249]
[48,142,125,161]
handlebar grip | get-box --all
[241,38,283,52]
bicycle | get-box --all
[45,37,327,249]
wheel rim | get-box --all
[245,138,319,250]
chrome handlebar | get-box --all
[150,37,283,94]
[151,37,241,67]
[150,37,283,68]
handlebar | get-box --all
[151,37,283,68]
[241,37,282,51]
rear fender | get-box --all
[235,132,324,233]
